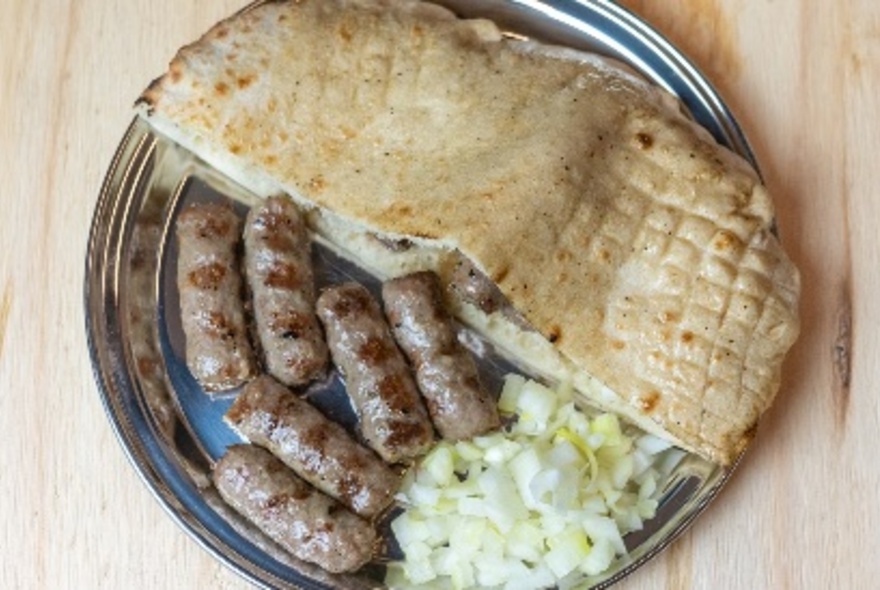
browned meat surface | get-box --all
[243,195,328,386]
[213,444,377,573]
[176,203,255,391]
[225,375,400,518]
[449,254,507,314]
[316,282,434,463]
[449,254,532,330]
[383,271,500,440]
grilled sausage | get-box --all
[316,282,434,463]
[383,272,500,440]
[243,196,328,386]
[449,254,507,314]
[213,444,377,574]
[225,375,399,518]
[449,253,532,330]
[176,203,256,391]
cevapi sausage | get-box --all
[225,375,399,518]
[213,444,377,574]
[176,203,256,391]
[449,253,533,330]
[316,282,434,463]
[383,272,500,440]
[243,196,328,386]
[449,254,507,315]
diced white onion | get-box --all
[387,375,682,589]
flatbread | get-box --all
[139,0,800,465]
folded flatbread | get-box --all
[138,0,800,465]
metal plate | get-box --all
[85,1,753,588]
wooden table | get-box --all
[1,0,877,587]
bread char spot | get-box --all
[639,390,661,412]
[635,132,654,149]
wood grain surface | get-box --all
[1,0,878,588]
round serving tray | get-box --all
[85,1,752,588]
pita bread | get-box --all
[138,0,800,465]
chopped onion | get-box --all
[386,375,681,589]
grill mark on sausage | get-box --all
[188,261,227,289]
[328,287,370,318]
[253,208,295,233]
[301,422,330,453]
[358,337,392,364]
[267,309,311,339]
[197,310,242,341]
[376,373,413,413]
[192,215,232,239]
[262,261,302,289]
[384,418,433,450]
